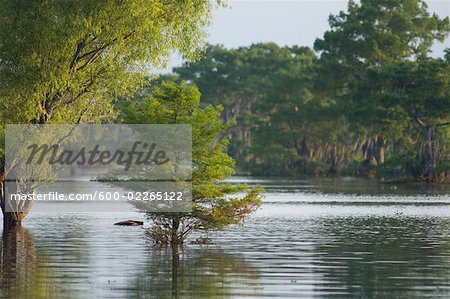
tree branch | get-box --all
[70,39,86,70]
[413,116,427,128]
[432,121,450,128]
[75,30,136,72]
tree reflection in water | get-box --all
[312,216,450,298]
[0,227,61,299]
[126,245,261,298]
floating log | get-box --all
[114,220,144,226]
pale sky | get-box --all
[165,0,450,71]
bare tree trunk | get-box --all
[0,174,22,229]
[420,126,437,180]
[171,218,180,245]
[375,138,385,165]
[2,213,22,230]
[328,144,338,175]
[1,173,28,230]
[362,139,370,161]
[171,245,180,298]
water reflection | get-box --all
[0,177,449,298]
[312,216,450,298]
[125,246,261,298]
[0,227,61,299]
[229,176,450,196]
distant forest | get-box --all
[154,0,450,182]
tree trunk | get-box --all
[420,126,438,180]
[379,143,385,164]
[362,139,370,161]
[1,173,28,230]
[328,144,338,175]
[171,218,180,245]
[3,213,22,230]
[375,138,385,165]
[171,245,180,298]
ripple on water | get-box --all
[1,178,450,298]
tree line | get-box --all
[168,0,450,182]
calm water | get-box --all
[1,177,450,298]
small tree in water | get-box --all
[119,81,262,245]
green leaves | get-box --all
[313,0,450,178]
[118,80,262,243]
[314,0,450,96]
[0,0,220,125]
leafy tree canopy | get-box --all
[0,0,221,125]
[118,81,262,244]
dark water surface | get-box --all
[1,177,450,298]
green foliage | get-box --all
[118,81,262,244]
[378,151,422,178]
[436,161,450,174]
[314,0,450,140]
[171,0,450,181]
[314,0,450,179]
[0,0,220,125]
[314,0,450,84]
[175,43,305,163]
[175,43,349,175]
[0,0,222,225]
[172,43,367,176]
[352,57,450,178]
[0,131,4,165]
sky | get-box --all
[165,0,450,71]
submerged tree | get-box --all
[174,43,282,165]
[174,43,346,175]
[354,58,450,181]
[314,0,450,174]
[0,0,221,228]
[118,81,262,245]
